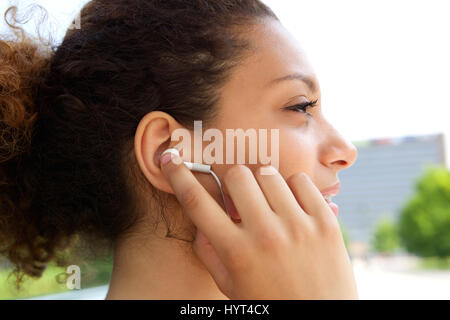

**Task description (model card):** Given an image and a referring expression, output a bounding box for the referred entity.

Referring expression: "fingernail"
[160,152,173,165]
[260,165,278,176]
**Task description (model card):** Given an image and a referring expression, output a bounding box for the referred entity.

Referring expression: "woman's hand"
[160,152,359,300]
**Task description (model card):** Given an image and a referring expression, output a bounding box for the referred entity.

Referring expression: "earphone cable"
[208,169,230,218]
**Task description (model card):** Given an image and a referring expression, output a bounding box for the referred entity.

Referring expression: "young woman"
[0,0,359,299]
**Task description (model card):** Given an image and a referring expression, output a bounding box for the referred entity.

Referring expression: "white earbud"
[160,147,230,218]
[160,148,211,173]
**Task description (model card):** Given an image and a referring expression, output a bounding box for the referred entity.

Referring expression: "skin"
[105,18,358,299]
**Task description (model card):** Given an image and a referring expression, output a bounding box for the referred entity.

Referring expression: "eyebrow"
[267,72,317,93]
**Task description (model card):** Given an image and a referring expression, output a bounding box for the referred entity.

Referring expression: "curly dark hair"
[0,0,278,286]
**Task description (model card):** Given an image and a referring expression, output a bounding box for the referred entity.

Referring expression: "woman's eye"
[284,99,318,117]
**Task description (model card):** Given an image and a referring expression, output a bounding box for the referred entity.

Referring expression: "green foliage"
[415,256,450,270]
[371,216,399,254]
[397,165,450,258]
[78,254,113,288]
[0,264,69,299]
[0,254,113,299]
[338,220,350,252]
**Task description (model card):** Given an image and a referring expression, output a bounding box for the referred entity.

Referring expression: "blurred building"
[336,133,447,249]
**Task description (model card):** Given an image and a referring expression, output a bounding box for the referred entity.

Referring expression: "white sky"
[1,0,450,167]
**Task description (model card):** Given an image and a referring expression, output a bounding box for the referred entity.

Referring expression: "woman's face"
[180,18,357,220]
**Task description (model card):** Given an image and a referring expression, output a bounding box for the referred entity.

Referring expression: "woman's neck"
[105,217,229,300]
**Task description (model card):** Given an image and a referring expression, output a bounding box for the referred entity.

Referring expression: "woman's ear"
[134,111,184,194]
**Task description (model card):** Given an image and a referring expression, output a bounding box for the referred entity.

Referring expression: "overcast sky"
[1,0,449,168]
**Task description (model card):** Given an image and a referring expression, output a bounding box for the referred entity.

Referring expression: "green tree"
[397,165,450,258]
[371,216,399,254]
[338,221,350,253]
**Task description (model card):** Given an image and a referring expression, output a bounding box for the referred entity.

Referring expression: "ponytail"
[0,9,58,285]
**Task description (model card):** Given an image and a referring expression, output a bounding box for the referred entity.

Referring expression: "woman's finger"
[192,229,231,297]
[253,165,309,223]
[286,172,334,222]
[221,165,275,233]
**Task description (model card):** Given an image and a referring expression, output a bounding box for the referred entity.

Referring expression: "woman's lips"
[327,201,339,217]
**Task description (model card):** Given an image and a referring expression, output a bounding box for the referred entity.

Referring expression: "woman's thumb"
[192,228,231,296]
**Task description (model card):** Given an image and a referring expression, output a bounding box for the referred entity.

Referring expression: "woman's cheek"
[281,140,313,177]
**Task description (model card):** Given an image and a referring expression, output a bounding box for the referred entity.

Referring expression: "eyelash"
[285,99,319,117]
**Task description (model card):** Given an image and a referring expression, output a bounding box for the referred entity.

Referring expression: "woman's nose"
[319,125,358,172]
